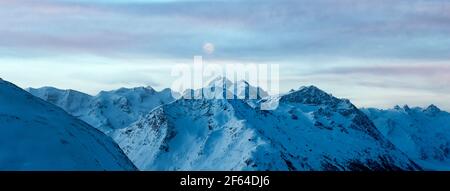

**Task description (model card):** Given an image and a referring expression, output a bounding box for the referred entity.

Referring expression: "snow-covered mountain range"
[113,78,419,170]
[363,105,450,170]
[0,79,136,170]
[1,76,447,170]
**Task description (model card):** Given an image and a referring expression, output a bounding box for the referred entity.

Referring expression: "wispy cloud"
[302,63,450,92]
[1,0,450,59]
[314,64,450,76]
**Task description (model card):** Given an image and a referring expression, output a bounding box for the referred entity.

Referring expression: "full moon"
[203,42,215,54]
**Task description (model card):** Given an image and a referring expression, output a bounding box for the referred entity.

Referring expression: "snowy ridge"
[115,84,419,171]
[27,87,93,117]
[363,105,450,170]
[28,86,176,134]
[0,79,136,170]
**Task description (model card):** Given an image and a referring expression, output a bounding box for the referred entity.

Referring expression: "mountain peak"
[107,86,156,95]
[393,105,411,112]
[206,76,258,88]
[403,104,411,111]
[299,85,327,95]
[424,104,441,114]
[145,85,155,91]
[133,86,155,92]
[206,76,233,88]
[201,76,268,99]
[280,85,339,106]
[237,79,250,85]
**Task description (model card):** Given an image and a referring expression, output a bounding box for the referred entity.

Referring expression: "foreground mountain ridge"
[0,79,136,170]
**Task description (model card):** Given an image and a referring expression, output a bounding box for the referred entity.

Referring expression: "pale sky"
[0,0,449,110]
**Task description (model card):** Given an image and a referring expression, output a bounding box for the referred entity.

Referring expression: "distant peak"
[206,76,233,87]
[206,76,265,89]
[236,79,259,88]
[135,86,155,91]
[160,88,172,93]
[115,86,155,93]
[424,104,441,114]
[403,104,411,111]
[295,85,328,97]
[393,104,412,112]
[237,79,249,85]
[298,85,322,92]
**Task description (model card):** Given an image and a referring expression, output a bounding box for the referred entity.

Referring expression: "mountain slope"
[0,79,136,170]
[28,86,176,134]
[114,84,419,171]
[363,105,450,170]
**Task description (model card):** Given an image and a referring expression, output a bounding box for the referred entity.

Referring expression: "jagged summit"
[424,104,441,114]
[103,86,156,95]
[206,76,234,88]
[235,80,269,99]
[390,104,443,115]
[183,76,268,100]
[393,104,412,111]
[280,85,340,106]
[160,87,173,93]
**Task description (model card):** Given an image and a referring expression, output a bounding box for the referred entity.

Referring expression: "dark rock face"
[280,86,340,106]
